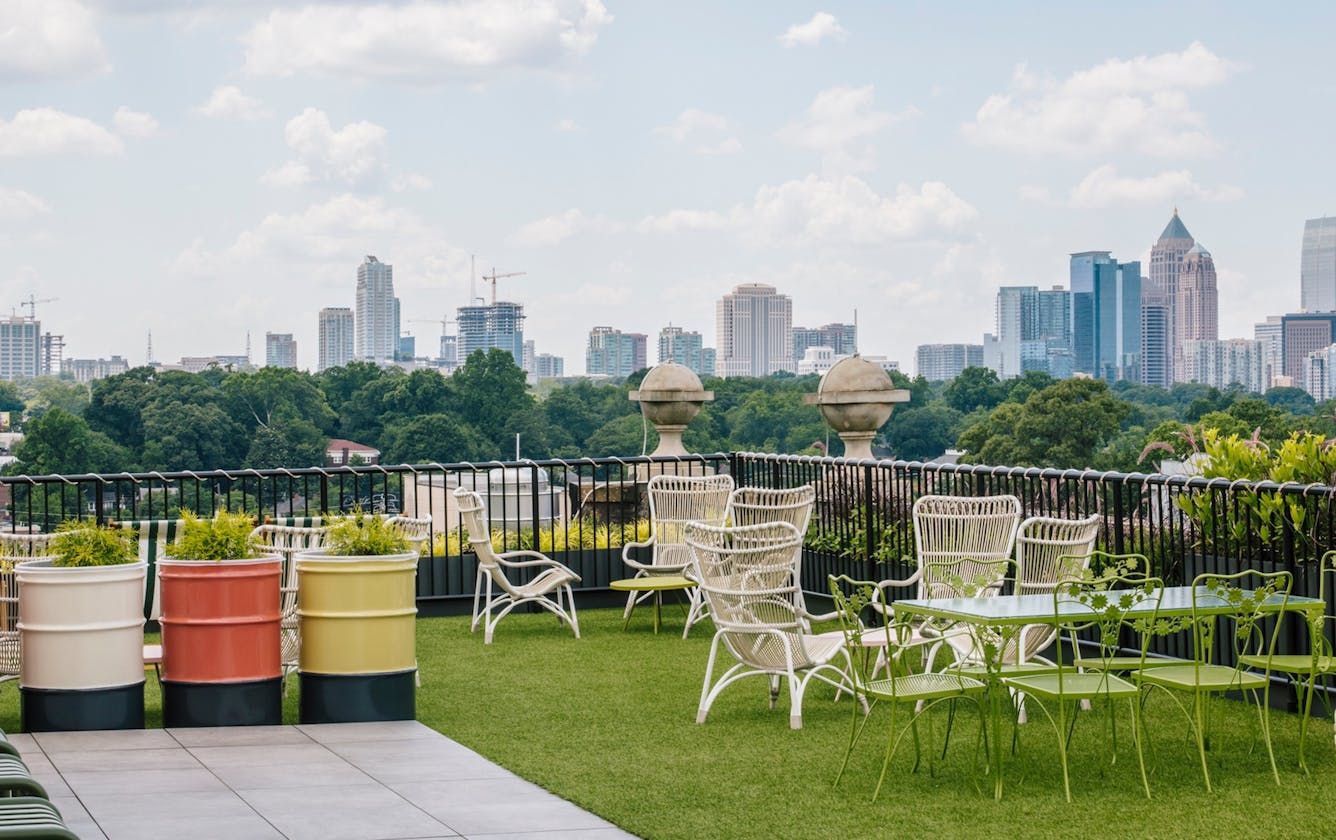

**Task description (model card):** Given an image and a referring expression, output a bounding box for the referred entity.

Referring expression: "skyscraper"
[1301,216,1336,313]
[355,255,396,364]
[716,283,793,377]
[1281,312,1336,382]
[456,300,525,366]
[992,285,1072,380]
[0,317,41,381]
[586,327,647,377]
[1144,210,1195,387]
[792,323,857,360]
[317,307,355,372]
[264,332,297,369]
[915,343,983,381]
[1254,315,1283,388]
[658,326,715,377]
[1181,339,1267,393]
[1070,252,1141,382]
[1174,243,1219,381]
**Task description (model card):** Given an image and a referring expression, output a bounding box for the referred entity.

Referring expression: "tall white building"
[1253,315,1284,388]
[0,318,41,381]
[917,343,984,381]
[658,325,714,378]
[318,307,355,372]
[456,301,525,366]
[1301,217,1336,313]
[1305,344,1336,401]
[355,255,396,364]
[1181,339,1267,394]
[715,283,793,377]
[264,333,297,369]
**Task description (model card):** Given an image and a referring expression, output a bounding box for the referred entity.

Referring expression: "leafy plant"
[169,510,259,561]
[50,519,135,568]
[438,519,651,556]
[323,510,412,556]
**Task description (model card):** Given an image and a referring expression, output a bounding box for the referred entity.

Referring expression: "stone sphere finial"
[803,355,909,460]
[629,363,714,457]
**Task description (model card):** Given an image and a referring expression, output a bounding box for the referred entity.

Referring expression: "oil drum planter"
[159,511,283,728]
[295,512,418,723]
[17,521,147,732]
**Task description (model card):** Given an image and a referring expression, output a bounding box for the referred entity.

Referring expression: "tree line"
[7,353,1332,477]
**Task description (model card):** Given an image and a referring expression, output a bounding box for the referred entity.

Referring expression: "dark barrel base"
[299,669,416,724]
[162,677,283,728]
[21,682,145,732]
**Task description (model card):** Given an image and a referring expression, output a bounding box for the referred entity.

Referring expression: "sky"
[2,1,1334,375]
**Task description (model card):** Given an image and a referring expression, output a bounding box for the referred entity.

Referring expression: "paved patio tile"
[59,766,231,795]
[324,738,514,784]
[42,745,204,772]
[238,782,457,840]
[94,812,285,840]
[33,728,179,754]
[49,794,107,840]
[392,776,616,837]
[463,830,639,840]
[297,720,441,743]
[169,725,316,748]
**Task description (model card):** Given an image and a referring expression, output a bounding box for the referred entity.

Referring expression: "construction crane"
[480,268,525,305]
[408,315,457,336]
[19,295,57,319]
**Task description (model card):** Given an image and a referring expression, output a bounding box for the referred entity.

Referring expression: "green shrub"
[323,510,411,556]
[50,520,135,568]
[436,519,651,556]
[170,510,259,561]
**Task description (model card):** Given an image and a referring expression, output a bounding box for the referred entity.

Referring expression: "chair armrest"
[495,550,574,572]
[621,537,654,560]
[866,569,923,617]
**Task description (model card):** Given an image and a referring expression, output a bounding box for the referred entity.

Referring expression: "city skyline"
[2,3,1333,372]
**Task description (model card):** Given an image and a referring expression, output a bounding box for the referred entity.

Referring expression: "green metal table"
[892,585,1325,799]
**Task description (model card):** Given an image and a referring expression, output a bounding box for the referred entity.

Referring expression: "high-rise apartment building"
[992,286,1071,379]
[657,326,715,377]
[0,318,41,381]
[1301,217,1336,313]
[65,355,130,383]
[1281,312,1336,382]
[1174,242,1218,381]
[716,283,793,377]
[792,323,856,361]
[915,343,984,382]
[1181,339,1267,394]
[535,353,564,379]
[1305,344,1336,401]
[1144,210,1195,387]
[586,327,647,377]
[456,301,525,366]
[355,256,396,364]
[1070,252,1141,382]
[317,307,355,372]
[264,332,297,369]
[1254,315,1284,388]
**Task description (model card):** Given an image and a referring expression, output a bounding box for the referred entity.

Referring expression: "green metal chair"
[1067,553,1183,674]
[1237,549,1336,771]
[828,575,987,802]
[1001,565,1163,801]
[1138,569,1292,792]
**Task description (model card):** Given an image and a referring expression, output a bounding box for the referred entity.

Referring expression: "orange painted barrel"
[158,556,281,683]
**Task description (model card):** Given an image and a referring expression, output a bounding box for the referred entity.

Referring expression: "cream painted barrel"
[17,559,147,731]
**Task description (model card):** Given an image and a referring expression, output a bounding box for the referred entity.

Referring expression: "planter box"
[158,555,282,727]
[17,559,147,732]
[295,551,418,723]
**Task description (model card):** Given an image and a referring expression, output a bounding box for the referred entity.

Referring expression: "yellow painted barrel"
[295,552,418,675]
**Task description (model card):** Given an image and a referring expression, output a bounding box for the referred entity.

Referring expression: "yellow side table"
[610,576,695,634]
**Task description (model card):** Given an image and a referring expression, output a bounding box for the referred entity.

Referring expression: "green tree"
[943,366,1005,413]
[9,407,128,475]
[885,404,964,462]
[1265,386,1316,415]
[85,367,155,451]
[959,379,1129,468]
[243,419,327,470]
[224,367,337,436]
[451,349,534,452]
[140,402,247,471]
[378,414,491,463]
[586,414,653,457]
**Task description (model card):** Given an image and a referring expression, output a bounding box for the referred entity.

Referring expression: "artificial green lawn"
[4,610,1335,840]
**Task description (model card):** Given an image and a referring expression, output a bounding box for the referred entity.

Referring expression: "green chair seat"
[951,660,1062,679]
[1140,663,1269,693]
[1238,653,1336,675]
[865,672,986,703]
[1071,655,1184,671]
[1004,672,1140,700]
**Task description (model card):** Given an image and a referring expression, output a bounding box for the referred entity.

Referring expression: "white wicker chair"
[454,488,580,645]
[1005,513,1103,665]
[725,485,817,621]
[687,520,856,730]
[250,523,329,684]
[385,515,432,553]
[620,474,734,638]
[874,494,1022,669]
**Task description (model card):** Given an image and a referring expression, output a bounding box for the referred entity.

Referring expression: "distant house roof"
[326,439,380,465]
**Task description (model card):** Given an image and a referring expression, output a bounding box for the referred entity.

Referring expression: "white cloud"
[242,0,613,82]
[639,175,977,245]
[778,86,914,173]
[0,109,123,157]
[0,188,52,222]
[778,12,847,48]
[113,107,159,138]
[512,208,624,246]
[194,85,271,121]
[261,108,387,188]
[964,42,1236,158]
[554,118,580,133]
[1068,165,1244,208]
[654,108,741,156]
[1018,184,1053,203]
[0,0,109,81]
[391,173,433,192]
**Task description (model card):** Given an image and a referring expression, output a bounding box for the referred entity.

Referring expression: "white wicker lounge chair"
[454,488,580,645]
[687,520,856,729]
[250,523,329,685]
